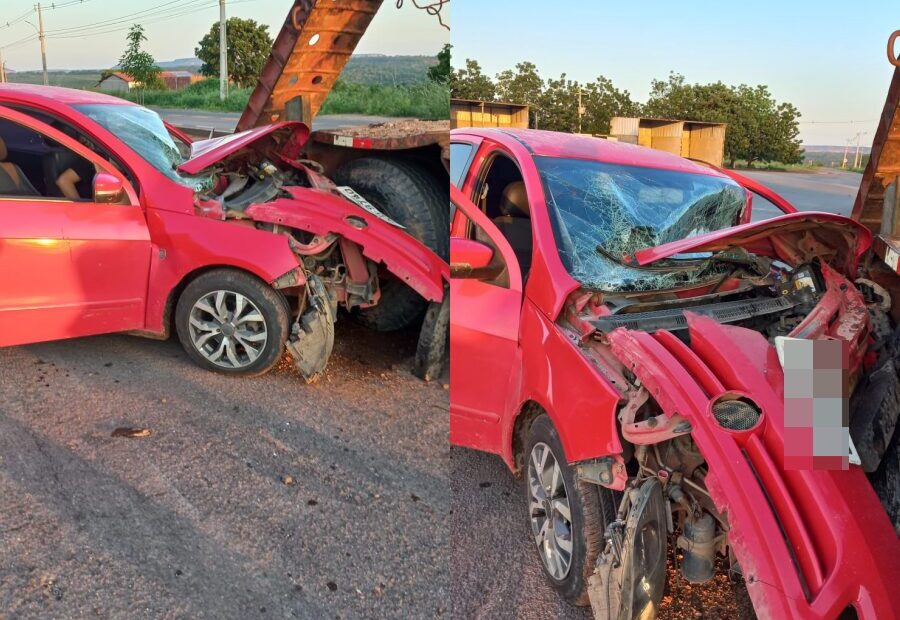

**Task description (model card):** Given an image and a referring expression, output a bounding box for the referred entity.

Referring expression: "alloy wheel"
[188,290,268,369]
[528,441,574,580]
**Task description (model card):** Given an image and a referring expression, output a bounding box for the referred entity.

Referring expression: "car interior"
[476,153,534,278]
[0,117,97,201]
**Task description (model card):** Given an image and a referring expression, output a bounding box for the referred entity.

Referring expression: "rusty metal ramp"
[237,0,385,133]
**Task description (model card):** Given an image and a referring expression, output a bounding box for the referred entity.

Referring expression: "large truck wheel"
[334,156,448,332]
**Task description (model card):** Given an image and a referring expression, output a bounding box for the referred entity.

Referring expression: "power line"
[44,1,257,40]
[44,0,212,35]
[0,8,36,30]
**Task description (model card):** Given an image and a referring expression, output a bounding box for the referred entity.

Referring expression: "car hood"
[628,211,872,273]
[177,121,310,175]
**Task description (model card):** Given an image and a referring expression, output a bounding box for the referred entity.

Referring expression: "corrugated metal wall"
[451,100,529,129]
[610,117,726,165]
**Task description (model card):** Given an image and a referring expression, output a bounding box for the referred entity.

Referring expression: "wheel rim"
[528,441,574,580]
[188,290,267,369]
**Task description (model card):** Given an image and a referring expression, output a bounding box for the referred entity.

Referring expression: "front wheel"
[524,414,617,605]
[175,269,290,377]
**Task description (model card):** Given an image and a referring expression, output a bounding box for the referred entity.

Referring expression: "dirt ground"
[0,320,448,619]
[450,448,754,620]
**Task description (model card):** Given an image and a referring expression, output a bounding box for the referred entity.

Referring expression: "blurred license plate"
[336,186,405,229]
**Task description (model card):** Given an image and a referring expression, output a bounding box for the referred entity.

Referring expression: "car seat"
[492,181,533,278]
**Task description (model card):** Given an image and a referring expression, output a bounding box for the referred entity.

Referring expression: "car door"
[0,106,150,347]
[450,183,523,454]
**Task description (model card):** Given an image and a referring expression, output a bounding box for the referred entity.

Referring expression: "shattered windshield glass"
[74,103,214,192]
[536,156,746,292]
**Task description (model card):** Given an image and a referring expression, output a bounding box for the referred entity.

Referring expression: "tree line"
[450,55,803,168]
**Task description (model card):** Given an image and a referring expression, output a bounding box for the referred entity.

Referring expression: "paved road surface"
[155,108,404,135]
[0,322,448,619]
[740,169,861,220]
[450,168,861,620]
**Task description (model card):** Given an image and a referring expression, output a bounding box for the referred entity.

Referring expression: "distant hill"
[5,54,437,93]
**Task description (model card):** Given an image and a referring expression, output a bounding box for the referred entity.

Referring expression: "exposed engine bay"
[590,255,827,344]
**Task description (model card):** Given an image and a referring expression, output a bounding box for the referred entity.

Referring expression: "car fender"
[143,208,302,334]
[605,317,900,619]
[246,187,448,303]
[501,300,623,470]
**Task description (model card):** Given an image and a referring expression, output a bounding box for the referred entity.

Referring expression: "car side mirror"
[450,238,494,279]
[93,172,125,204]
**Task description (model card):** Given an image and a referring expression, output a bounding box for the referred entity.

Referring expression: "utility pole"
[219,0,228,101]
[36,3,48,86]
[577,88,583,134]
[0,49,5,84]
[853,131,866,169]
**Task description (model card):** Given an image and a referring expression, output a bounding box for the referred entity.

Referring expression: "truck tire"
[524,414,618,606]
[334,156,448,331]
[175,269,290,377]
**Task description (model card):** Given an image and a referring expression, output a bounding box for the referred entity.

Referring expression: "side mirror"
[93,172,125,204]
[450,238,494,279]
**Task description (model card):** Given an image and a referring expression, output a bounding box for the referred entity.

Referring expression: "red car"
[0,84,446,378]
[449,128,900,619]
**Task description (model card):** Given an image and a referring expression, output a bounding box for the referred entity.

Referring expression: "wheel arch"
[147,262,296,340]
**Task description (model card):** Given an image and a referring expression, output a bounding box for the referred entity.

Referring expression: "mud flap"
[286,275,335,383]
[413,285,449,382]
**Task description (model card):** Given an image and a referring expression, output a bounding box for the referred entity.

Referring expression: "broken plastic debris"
[111,427,152,438]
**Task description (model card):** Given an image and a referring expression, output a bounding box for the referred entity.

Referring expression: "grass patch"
[320,81,448,120]
[117,78,448,119]
[120,78,251,112]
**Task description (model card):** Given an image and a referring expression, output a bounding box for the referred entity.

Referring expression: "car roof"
[453,127,727,178]
[0,83,135,107]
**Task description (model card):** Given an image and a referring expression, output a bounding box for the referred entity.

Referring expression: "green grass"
[319,81,448,120]
[120,78,252,112]
[115,78,448,119]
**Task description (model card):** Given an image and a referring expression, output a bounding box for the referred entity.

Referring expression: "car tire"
[524,414,617,606]
[333,156,448,332]
[175,269,290,377]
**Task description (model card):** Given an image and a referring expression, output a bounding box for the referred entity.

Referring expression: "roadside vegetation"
[118,78,448,119]
[451,52,804,169]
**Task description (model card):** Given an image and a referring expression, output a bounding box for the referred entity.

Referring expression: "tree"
[495,61,542,126]
[450,59,496,101]
[428,44,451,84]
[645,73,802,167]
[118,24,162,97]
[196,18,273,88]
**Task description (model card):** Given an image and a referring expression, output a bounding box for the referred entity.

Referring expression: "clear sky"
[0,0,447,71]
[452,0,898,146]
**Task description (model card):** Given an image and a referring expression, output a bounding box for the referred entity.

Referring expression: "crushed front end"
[557,216,900,619]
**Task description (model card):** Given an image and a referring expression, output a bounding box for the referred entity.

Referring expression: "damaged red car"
[449,129,900,619]
[0,84,446,378]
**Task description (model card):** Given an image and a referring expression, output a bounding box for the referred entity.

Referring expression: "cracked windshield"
[74,103,214,192]
[536,156,747,291]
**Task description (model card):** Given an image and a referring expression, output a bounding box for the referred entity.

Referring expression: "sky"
[453,0,897,146]
[0,0,447,69]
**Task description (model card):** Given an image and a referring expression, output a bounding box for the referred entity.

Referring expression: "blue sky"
[0,1,447,70]
[452,0,898,145]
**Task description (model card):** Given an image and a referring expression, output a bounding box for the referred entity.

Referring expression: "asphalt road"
[154,108,405,135]
[449,168,864,620]
[740,168,861,220]
[0,321,448,619]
